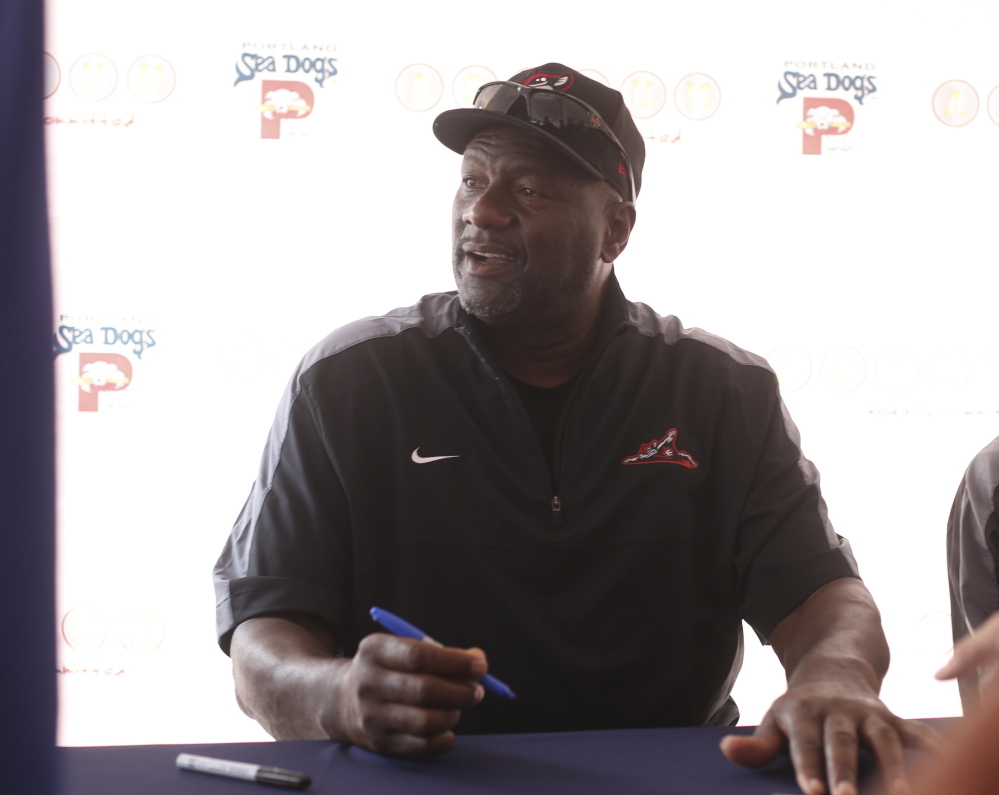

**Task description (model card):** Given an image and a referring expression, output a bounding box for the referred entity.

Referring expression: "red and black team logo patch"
[621,428,699,468]
[520,72,573,92]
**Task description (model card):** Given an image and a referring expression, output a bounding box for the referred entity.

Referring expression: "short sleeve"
[736,393,859,641]
[213,373,353,655]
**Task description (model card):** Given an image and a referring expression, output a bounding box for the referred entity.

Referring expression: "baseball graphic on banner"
[396,63,443,111]
[69,52,117,101]
[621,70,666,118]
[932,79,978,126]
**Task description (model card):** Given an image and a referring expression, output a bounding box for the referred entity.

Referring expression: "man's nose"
[462,186,515,230]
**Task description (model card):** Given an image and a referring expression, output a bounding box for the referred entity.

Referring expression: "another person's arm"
[910,610,999,795]
[721,577,944,795]
[936,609,999,708]
[910,688,999,795]
[229,612,486,755]
[945,435,999,714]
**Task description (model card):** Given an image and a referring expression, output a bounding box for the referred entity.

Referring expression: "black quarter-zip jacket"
[214,273,858,734]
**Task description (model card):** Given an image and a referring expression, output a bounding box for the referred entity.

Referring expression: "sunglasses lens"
[474,83,516,112]
[528,92,592,130]
[474,83,603,131]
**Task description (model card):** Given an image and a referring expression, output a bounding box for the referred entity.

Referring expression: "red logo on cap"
[520,73,573,92]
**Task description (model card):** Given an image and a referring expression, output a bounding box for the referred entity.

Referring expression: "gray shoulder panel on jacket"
[298,292,460,374]
[624,299,774,373]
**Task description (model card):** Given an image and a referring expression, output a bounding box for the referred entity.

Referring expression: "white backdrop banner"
[47,0,999,745]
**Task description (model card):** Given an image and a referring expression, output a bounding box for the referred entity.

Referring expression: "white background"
[47,0,999,745]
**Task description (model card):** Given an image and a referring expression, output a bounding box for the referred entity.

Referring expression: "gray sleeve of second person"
[948,436,999,645]
[737,392,861,642]
[213,371,352,655]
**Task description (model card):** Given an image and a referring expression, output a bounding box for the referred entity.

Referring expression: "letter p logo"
[257,80,314,139]
[75,353,132,412]
[798,97,855,155]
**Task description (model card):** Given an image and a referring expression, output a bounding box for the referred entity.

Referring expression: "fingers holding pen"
[356,633,487,708]
[368,607,516,701]
[333,608,516,755]
[334,633,487,756]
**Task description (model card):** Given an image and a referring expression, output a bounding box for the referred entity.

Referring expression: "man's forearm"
[229,614,487,755]
[721,577,940,795]
[230,614,347,740]
[770,577,890,691]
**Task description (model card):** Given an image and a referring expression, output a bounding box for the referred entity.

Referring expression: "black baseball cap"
[433,63,645,202]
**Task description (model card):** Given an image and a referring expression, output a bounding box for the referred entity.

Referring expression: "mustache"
[453,237,523,262]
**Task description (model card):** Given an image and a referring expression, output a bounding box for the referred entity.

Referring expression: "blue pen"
[369,606,516,699]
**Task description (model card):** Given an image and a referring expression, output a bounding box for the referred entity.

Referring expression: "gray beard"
[451,248,526,319]
[455,278,524,319]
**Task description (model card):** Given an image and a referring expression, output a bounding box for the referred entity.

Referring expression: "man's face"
[451,126,616,326]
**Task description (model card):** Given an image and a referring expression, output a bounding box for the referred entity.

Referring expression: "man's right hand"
[334,633,486,755]
[229,614,487,756]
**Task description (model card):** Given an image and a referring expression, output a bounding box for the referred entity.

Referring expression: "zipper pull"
[551,495,562,527]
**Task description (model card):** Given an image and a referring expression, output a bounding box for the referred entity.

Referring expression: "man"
[214,63,939,795]
[946,434,999,714]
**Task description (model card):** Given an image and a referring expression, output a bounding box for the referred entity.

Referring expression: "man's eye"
[463,177,480,188]
[519,187,537,196]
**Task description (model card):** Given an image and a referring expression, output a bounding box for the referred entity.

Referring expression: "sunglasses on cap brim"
[471,81,636,204]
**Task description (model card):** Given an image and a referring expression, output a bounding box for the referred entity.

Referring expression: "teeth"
[472,251,513,260]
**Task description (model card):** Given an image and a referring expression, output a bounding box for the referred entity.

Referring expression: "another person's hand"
[935,610,999,700]
[331,633,487,755]
[721,670,942,795]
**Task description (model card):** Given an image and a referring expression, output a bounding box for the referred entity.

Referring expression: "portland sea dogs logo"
[233,43,338,139]
[775,61,876,155]
[257,81,313,139]
[621,428,699,468]
[798,97,854,155]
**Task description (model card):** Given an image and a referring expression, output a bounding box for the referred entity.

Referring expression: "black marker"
[176,753,311,790]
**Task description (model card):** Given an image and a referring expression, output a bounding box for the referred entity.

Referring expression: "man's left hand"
[720,578,946,795]
[720,671,943,795]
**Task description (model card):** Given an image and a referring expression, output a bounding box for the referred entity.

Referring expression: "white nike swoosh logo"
[411,448,460,464]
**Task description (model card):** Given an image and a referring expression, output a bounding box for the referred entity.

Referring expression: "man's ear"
[601,200,637,264]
